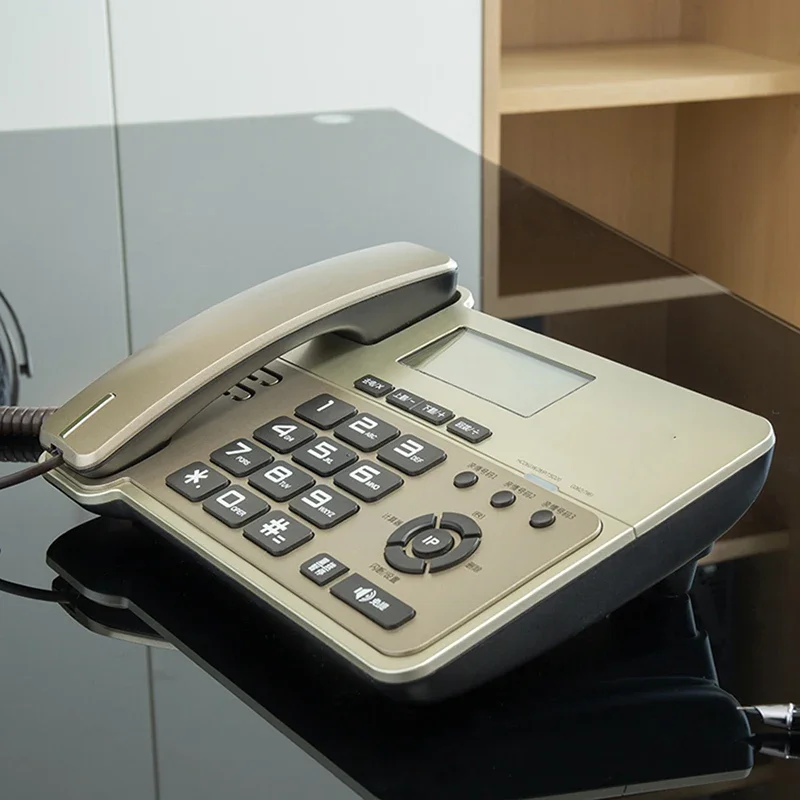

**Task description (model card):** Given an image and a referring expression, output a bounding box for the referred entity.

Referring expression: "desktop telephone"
[39,242,774,700]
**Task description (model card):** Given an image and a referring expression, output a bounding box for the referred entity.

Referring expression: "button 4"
[254,417,316,453]
[203,486,269,528]
[292,437,358,477]
[210,439,273,477]
[295,394,356,429]
[166,462,228,501]
[334,461,403,502]
[376,435,446,476]
[289,486,359,529]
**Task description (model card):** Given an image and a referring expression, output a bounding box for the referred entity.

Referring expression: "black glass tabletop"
[1,110,799,799]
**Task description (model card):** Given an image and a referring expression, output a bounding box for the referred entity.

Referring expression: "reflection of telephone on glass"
[37,242,774,699]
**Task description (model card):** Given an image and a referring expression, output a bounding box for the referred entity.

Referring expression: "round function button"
[530,509,556,529]
[490,490,516,509]
[453,470,478,489]
[411,529,455,559]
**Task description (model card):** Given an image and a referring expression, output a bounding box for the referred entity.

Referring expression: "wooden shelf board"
[501,41,800,114]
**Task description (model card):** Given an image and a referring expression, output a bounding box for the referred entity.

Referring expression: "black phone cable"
[0,575,70,604]
[0,405,62,490]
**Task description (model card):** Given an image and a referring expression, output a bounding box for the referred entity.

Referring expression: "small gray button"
[244,511,313,556]
[490,490,516,509]
[354,375,394,397]
[166,462,228,501]
[410,400,454,426]
[453,471,478,489]
[386,388,425,412]
[210,439,273,477]
[411,529,454,558]
[203,486,269,528]
[447,417,492,444]
[530,509,556,529]
[289,486,359,529]
[295,394,356,429]
[330,574,415,630]
[384,547,426,575]
[300,553,349,586]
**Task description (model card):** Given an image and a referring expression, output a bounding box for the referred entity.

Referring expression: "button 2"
[210,439,273,477]
[377,435,446,476]
[254,417,316,453]
[289,486,359,529]
[334,413,399,452]
[166,462,228,501]
[354,375,394,397]
[295,394,356,429]
[292,437,358,477]
[203,486,268,527]
[330,574,415,630]
[248,461,314,502]
[334,461,403,502]
[244,511,313,556]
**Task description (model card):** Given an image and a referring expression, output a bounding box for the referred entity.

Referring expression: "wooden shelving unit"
[482,0,800,326]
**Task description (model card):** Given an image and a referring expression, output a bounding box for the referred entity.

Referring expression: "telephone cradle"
[39,242,774,700]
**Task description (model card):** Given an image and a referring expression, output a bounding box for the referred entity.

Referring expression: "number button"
[244,511,314,556]
[292,437,358,477]
[210,439,273,477]
[295,394,357,429]
[376,435,446,476]
[334,461,403,502]
[248,460,315,502]
[166,462,228,501]
[202,486,269,528]
[289,487,359,529]
[333,413,399,452]
[254,416,316,453]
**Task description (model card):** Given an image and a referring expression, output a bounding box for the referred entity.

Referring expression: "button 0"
[289,486,359,529]
[300,553,349,586]
[166,462,228,501]
[377,436,446,476]
[210,439,273,477]
[386,388,425,412]
[254,416,316,453]
[295,394,356,429]
[490,490,516,509]
[354,375,394,397]
[530,509,556,529]
[330,574,415,630]
[244,511,313,556]
[203,486,269,528]
[293,437,358,477]
[447,417,492,444]
[334,413,399,452]
[334,461,403,502]
[410,401,454,426]
[248,460,314,502]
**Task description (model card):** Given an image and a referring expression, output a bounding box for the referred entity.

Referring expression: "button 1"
[453,471,478,489]
[530,509,556,529]
[295,394,357,429]
[354,375,394,397]
[244,511,313,556]
[248,460,315,502]
[334,461,403,502]
[386,388,425,412]
[376,435,446,476]
[210,439,273,477]
[289,486,359,529]
[490,490,516,509]
[384,547,426,575]
[334,413,399,452]
[447,417,492,444]
[292,437,358,477]
[410,400,454,426]
[411,529,454,558]
[330,574,415,630]
[439,512,482,539]
[166,462,229,501]
[300,553,349,586]
[428,537,481,573]
[203,486,269,528]
[254,416,316,453]
[386,513,437,547]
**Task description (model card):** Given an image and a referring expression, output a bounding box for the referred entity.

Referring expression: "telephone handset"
[41,242,774,700]
[41,243,457,477]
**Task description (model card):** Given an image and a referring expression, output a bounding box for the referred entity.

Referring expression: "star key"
[166,462,228,501]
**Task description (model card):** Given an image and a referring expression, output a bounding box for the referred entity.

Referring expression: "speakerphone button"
[331,574,415,630]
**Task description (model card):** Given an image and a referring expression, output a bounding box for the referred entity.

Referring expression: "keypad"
[300,553,349,586]
[202,486,269,528]
[295,394,356,429]
[292,437,358,477]
[210,439,273,477]
[334,461,403,502]
[410,400,454,426]
[166,462,228,501]
[386,388,425,412]
[289,486,359,529]
[377,435,446,476]
[334,413,399,452]
[244,511,313,556]
[330,574,415,630]
[354,375,394,397]
[254,416,316,453]
[446,416,492,444]
[248,460,314,502]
